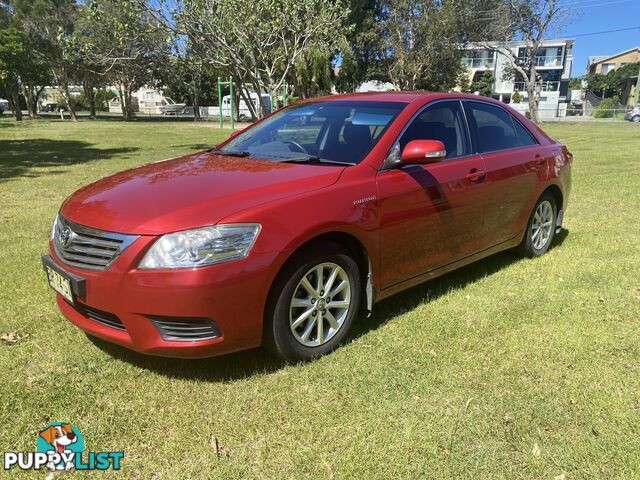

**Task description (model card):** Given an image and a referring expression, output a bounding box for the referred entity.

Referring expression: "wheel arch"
[263,231,373,335]
[543,183,564,211]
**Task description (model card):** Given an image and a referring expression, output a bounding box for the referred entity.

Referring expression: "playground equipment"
[217,76,234,129]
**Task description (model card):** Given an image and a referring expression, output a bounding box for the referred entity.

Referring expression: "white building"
[461,39,574,119]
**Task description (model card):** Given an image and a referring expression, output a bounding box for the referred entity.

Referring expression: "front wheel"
[264,244,361,361]
[519,192,557,258]
[632,115,640,123]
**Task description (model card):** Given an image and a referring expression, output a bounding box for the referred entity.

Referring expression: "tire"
[518,191,557,258]
[633,115,640,123]
[264,243,362,361]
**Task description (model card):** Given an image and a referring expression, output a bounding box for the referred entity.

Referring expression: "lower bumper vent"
[148,316,220,342]
[71,302,126,331]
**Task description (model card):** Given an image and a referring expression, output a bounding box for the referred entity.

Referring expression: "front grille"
[71,302,126,331]
[148,316,220,342]
[53,216,138,271]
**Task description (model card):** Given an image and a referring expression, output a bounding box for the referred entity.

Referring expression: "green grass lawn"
[1,117,639,479]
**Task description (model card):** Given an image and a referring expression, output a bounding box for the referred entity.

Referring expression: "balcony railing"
[535,55,563,67]
[513,81,560,93]
[517,55,564,68]
[461,57,494,69]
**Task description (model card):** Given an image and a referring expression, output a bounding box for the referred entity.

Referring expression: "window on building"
[601,63,615,74]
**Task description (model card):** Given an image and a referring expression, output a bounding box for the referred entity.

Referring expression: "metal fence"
[516,107,637,122]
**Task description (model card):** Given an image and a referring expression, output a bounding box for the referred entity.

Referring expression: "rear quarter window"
[511,118,538,147]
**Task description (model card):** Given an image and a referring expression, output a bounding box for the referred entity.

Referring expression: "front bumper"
[46,236,282,358]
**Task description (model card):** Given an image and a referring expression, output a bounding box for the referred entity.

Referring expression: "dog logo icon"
[37,423,84,471]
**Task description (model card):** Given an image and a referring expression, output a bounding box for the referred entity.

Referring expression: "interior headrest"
[343,123,372,145]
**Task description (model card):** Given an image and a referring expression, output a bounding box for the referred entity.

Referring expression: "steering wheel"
[283,139,307,154]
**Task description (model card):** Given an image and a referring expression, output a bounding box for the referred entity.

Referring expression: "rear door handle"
[535,155,546,167]
[466,169,486,183]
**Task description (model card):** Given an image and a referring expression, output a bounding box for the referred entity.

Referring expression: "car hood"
[60,152,345,235]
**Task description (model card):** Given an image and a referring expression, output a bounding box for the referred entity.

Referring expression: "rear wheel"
[633,115,640,123]
[264,244,361,361]
[519,192,557,258]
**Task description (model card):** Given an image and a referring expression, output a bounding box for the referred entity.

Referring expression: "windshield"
[220,100,407,165]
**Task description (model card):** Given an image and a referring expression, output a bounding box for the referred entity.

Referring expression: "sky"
[553,0,640,76]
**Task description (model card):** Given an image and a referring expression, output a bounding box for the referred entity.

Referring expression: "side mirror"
[401,140,446,165]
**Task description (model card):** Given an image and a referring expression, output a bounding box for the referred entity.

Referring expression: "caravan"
[220,91,272,120]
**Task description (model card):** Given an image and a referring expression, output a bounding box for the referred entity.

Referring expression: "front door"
[377,100,488,289]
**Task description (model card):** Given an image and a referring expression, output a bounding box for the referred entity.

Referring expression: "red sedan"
[43,92,572,361]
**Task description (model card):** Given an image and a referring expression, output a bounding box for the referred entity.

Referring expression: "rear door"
[463,100,543,246]
[376,100,488,289]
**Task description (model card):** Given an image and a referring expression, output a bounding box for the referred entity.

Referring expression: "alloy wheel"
[531,200,554,250]
[289,262,351,347]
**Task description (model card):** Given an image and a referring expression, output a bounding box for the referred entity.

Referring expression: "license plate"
[45,265,74,303]
[42,256,85,304]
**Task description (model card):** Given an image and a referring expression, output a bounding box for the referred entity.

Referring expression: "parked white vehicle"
[220,92,272,120]
[625,107,640,123]
[159,97,186,115]
[0,98,9,114]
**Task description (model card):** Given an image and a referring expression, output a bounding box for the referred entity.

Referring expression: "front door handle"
[466,168,486,183]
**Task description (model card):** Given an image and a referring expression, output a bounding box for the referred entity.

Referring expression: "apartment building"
[461,39,575,119]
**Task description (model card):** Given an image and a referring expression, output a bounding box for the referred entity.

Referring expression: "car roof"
[305,91,496,104]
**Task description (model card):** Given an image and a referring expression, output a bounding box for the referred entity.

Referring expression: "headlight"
[50,214,59,241]
[139,224,261,269]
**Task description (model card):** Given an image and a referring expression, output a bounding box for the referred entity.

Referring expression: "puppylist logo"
[4,422,124,472]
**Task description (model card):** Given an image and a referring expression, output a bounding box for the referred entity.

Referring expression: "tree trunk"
[527,70,539,123]
[34,86,45,114]
[22,86,37,118]
[84,83,96,119]
[193,89,201,121]
[59,83,78,122]
[239,84,258,119]
[9,88,22,121]
[121,85,135,121]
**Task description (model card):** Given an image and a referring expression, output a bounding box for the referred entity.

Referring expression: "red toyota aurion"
[43,92,572,361]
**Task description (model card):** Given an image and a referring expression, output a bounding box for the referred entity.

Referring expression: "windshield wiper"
[207,148,251,157]
[279,156,355,166]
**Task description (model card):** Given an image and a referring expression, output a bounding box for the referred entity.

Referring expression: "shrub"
[511,90,522,104]
[95,89,116,111]
[593,96,621,118]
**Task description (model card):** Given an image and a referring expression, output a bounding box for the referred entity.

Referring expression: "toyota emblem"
[59,226,73,249]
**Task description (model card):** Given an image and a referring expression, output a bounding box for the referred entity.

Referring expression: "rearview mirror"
[401,140,446,165]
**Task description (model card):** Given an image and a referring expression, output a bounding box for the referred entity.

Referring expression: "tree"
[0,28,25,120]
[471,70,495,97]
[11,0,82,121]
[78,0,169,120]
[289,47,335,99]
[0,3,50,120]
[159,49,221,120]
[479,0,572,123]
[335,0,386,93]
[148,0,348,118]
[378,0,467,91]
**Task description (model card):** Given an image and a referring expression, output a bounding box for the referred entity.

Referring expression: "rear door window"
[466,102,517,153]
